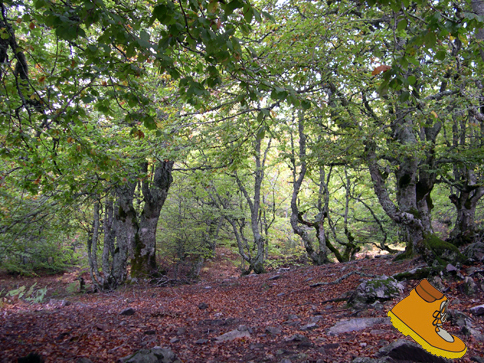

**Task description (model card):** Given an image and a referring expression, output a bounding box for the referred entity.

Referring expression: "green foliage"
[4,283,48,304]
[1,0,483,279]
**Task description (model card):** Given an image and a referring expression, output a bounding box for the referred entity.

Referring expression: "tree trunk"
[102,197,117,289]
[229,132,271,274]
[131,160,174,277]
[87,201,103,290]
[289,112,330,264]
[366,140,425,250]
[112,182,136,284]
[449,186,484,245]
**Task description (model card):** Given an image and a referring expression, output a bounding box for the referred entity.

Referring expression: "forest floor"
[1,249,483,363]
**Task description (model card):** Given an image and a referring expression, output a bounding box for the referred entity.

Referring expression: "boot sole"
[387,310,467,359]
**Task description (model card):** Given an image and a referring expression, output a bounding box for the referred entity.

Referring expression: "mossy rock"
[347,275,404,309]
[392,267,431,281]
[416,234,467,267]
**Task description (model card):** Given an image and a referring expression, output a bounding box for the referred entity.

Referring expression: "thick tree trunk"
[366,140,425,249]
[131,160,174,278]
[112,182,136,284]
[449,187,484,245]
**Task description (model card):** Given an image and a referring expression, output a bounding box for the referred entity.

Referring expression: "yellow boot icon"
[388,279,467,359]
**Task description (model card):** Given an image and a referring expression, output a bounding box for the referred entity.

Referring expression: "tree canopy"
[2,0,484,281]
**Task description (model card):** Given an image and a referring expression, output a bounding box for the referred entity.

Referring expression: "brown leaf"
[371,65,391,76]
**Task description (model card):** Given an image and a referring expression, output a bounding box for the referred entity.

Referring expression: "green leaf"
[399,91,410,102]
[256,127,265,141]
[435,50,446,61]
[423,31,436,48]
[224,0,244,16]
[143,116,157,130]
[301,99,311,110]
[261,11,275,22]
[407,75,416,85]
[244,7,253,23]
[390,1,401,12]
[397,19,407,32]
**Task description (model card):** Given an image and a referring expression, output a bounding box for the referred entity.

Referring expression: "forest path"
[1,254,482,363]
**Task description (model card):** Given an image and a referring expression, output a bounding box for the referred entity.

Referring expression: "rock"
[77,359,93,363]
[460,325,482,337]
[144,330,156,335]
[118,347,182,363]
[169,338,179,343]
[215,328,250,343]
[464,276,477,296]
[195,339,208,344]
[237,324,252,332]
[280,359,292,363]
[470,304,484,316]
[447,310,474,328]
[348,276,404,309]
[371,301,384,311]
[309,315,322,323]
[427,276,445,292]
[328,317,391,335]
[463,242,484,262]
[120,308,135,316]
[377,339,451,362]
[392,267,430,281]
[300,323,317,331]
[446,263,458,272]
[471,356,484,363]
[198,303,209,310]
[268,275,281,281]
[321,343,339,351]
[285,334,308,342]
[265,326,282,335]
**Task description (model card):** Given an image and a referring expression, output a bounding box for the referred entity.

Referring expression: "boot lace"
[432,299,448,332]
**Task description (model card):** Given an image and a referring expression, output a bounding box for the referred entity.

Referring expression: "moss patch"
[416,233,467,266]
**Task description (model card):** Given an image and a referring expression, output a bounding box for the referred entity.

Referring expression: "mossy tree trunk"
[131,160,174,278]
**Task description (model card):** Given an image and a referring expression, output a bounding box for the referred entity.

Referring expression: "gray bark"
[365,139,425,246]
[132,160,174,277]
[450,186,484,242]
[289,112,330,265]
[472,0,484,62]
[87,201,103,290]
[112,181,136,284]
[232,132,271,274]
